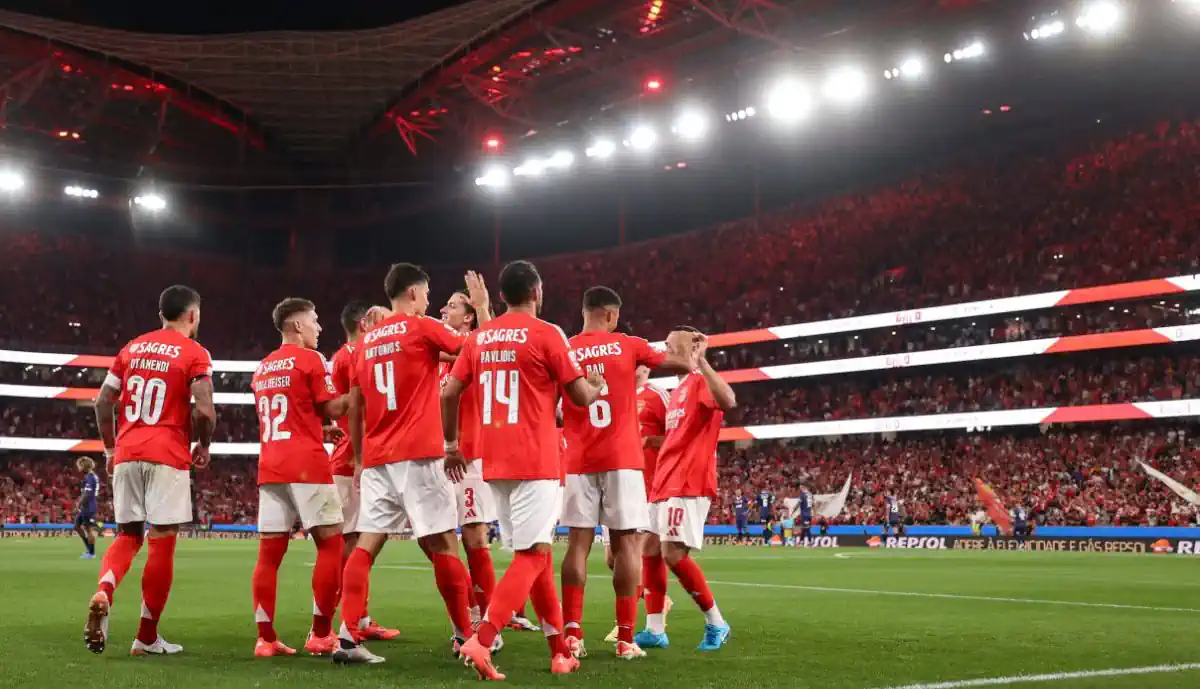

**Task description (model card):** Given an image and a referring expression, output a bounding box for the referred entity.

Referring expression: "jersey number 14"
[480,370,519,425]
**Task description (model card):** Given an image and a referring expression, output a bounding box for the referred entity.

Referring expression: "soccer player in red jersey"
[85,285,216,656]
[442,260,606,680]
[559,287,692,659]
[637,328,736,652]
[249,298,349,657]
[333,264,488,665]
[329,300,400,642]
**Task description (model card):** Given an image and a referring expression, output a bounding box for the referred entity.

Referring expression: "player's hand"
[444,450,468,484]
[365,306,391,328]
[692,333,709,366]
[353,462,363,492]
[105,455,114,478]
[192,444,211,470]
[323,424,345,443]
[664,329,695,357]
[586,370,607,390]
[465,271,490,313]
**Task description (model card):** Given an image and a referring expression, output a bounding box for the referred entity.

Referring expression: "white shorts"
[560,470,649,531]
[456,461,497,526]
[334,475,360,534]
[258,483,343,532]
[112,461,192,526]
[654,497,711,551]
[358,460,457,538]
[490,479,562,551]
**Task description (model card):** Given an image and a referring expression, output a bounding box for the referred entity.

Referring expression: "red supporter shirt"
[637,384,670,494]
[352,313,464,467]
[105,328,213,470]
[562,331,665,474]
[650,372,724,502]
[252,344,337,485]
[439,360,482,460]
[329,342,356,477]
[449,311,583,482]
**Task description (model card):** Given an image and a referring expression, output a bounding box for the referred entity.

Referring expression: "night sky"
[0,0,465,33]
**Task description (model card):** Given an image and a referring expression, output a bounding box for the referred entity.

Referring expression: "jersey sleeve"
[188,345,214,382]
[103,348,128,390]
[545,324,585,386]
[332,349,351,394]
[631,335,667,369]
[449,337,475,385]
[696,376,718,408]
[309,351,338,405]
[424,317,468,354]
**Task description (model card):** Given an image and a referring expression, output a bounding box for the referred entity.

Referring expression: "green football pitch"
[3,538,1198,689]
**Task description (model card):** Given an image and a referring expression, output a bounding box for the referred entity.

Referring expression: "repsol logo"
[884,536,947,550]
[1174,540,1200,555]
[795,536,839,549]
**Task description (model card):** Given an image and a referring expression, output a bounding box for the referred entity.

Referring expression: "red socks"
[97,533,143,606]
[562,584,585,640]
[465,546,496,615]
[616,596,637,644]
[252,537,290,642]
[431,552,474,638]
[311,533,343,637]
[339,547,373,642]
[668,556,715,611]
[136,535,177,645]
[530,555,568,657]
[478,550,548,648]
[642,554,669,615]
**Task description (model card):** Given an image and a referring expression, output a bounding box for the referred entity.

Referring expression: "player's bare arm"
[319,393,350,420]
[440,374,467,482]
[642,435,665,449]
[93,382,119,474]
[191,376,217,467]
[564,371,606,406]
[696,337,737,411]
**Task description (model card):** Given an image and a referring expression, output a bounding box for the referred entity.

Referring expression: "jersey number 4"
[480,370,519,425]
[258,394,291,442]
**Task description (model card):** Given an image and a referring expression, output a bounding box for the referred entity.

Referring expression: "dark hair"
[340,300,372,335]
[674,325,702,334]
[583,286,622,311]
[499,260,541,305]
[384,263,430,301]
[272,297,316,332]
[452,291,479,330]
[159,285,201,321]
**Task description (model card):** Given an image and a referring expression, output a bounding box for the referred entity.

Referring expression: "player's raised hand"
[692,332,709,366]
[465,270,490,312]
[444,449,468,483]
[664,329,695,357]
[365,305,391,328]
[191,443,211,469]
[586,369,608,392]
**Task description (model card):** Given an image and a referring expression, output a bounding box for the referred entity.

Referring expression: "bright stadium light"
[474,165,511,189]
[900,57,925,78]
[0,170,26,193]
[672,110,708,140]
[547,150,575,169]
[628,125,657,150]
[64,185,99,199]
[822,66,870,105]
[133,193,167,211]
[1026,19,1066,40]
[513,158,546,177]
[765,78,813,123]
[1076,1,1125,35]
[945,41,985,63]
[585,139,616,159]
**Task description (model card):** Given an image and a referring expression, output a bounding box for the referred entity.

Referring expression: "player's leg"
[74,514,91,555]
[334,465,400,664]
[635,504,672,648]
[86,472,144,658]
[85,521,99,557]
[406,459,474,644]
[252,484,297,656]
[559,472,601,655]
[457,463,497,621]
[600,470,649,658]
[287,483,345,653]
[660,497,729,651]
[130,462,193,656]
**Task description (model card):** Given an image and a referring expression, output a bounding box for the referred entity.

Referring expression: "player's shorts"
[358,459,457,538]
[489,479,562,551]
[560,470,649,532]
[653,496,711,551]
[112,461,192,526]
[258,483,343,532]
[75,511,99,529]
[735,514,748,529]
[333,475,360,533]
[456,460,497,526]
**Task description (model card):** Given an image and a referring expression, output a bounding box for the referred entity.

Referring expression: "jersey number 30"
[124,375,167,425]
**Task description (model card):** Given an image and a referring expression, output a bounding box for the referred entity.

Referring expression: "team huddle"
[82,259,737,679]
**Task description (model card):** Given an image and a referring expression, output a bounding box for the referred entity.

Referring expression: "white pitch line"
[363,564,1200,614]
[871,662,1200,689]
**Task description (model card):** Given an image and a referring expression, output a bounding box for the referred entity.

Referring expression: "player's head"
[672,325,704,357]
[340,300,372,339]
[159,285,201,337]
[384,262,431,315]
[582,286,621,332]
[499,260,543,313]
[441,291,479,332]
[272,297,321,349]
[76,456,95,473]
[635,364,651,387]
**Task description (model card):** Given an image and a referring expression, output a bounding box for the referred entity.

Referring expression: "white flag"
[1139,460,1200,506]
[784,475,853,520]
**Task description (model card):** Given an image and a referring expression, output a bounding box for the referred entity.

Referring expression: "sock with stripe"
[311,532,343,638]
[431,552,473,639]
[135,534,177,645]
[252,537,290,642]
[97,533,143,606]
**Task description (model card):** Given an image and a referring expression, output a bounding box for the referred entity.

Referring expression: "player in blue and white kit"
[1011,505,1029,549]
[796,487,813,542]
[733,491,749,543]
[74,457,101,559]
[883,495,904,538]
[757,489,774,524]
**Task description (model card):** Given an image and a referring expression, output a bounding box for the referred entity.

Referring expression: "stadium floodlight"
[673,110,708,140]
[474,165,511,189]
[1076,1,1125,35]
[1026,19,1066,40]
[546,150,575,169]
[628,125,657,150]
[585,139,616,159]
[822,66,869,105]
[133,193,167,211]
[64,185,99,199]
[513,158,546,177]
[945,41,985,63]
[765,77,814,123]
[900,57,925,78]
[0,170,25,193]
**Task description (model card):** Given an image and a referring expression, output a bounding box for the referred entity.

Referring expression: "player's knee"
[461,525,488,549]
[418,530,458,555]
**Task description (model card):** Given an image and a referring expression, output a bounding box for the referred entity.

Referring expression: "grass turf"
[2,537,1198,688]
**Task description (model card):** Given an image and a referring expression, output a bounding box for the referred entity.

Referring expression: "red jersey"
[562,331,665,474]
[439,359,482,459]
[329,342,356,477]
[650,372,723,502]
[449,311,583,482]
[105,328,213,470]
[252,344,337,485]
[351,313,464,467]
[637,384,670,494]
